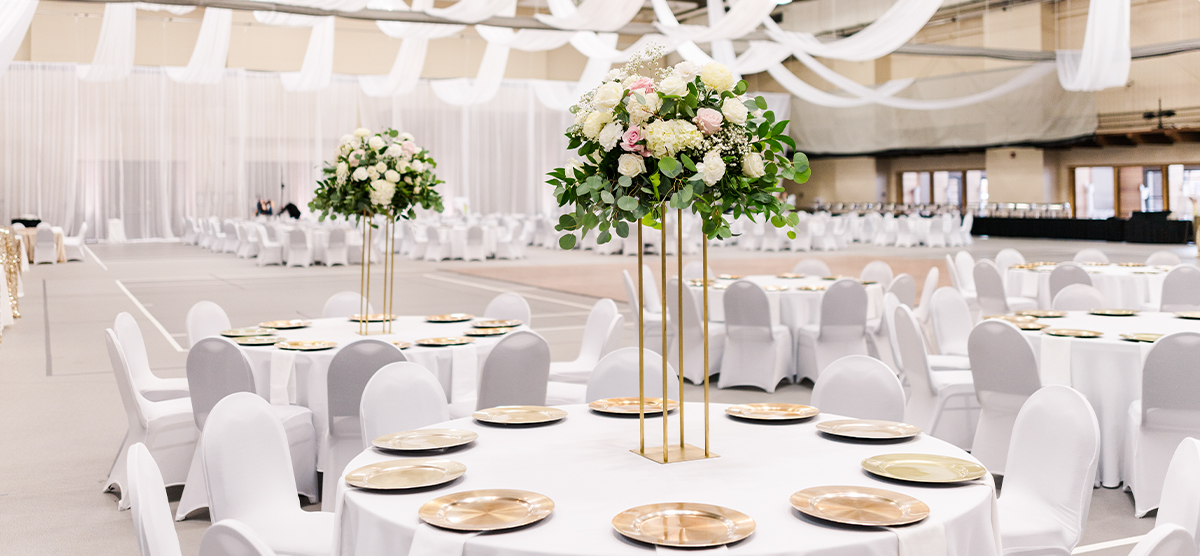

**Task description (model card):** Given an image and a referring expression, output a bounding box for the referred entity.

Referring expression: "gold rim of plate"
[419,489,554,532]
[416,337,474,347]
[861,453,987,484]
[588,397,678,415]
[763,285,788,292]
[687,279,716,286]
[349,313,398,323]
[776,273,805,279]
[259,319,311,329]
[719,274,744,280]
[1043,328,1103,338]
[1081,261,1110,266]
[473,319,522,328]
[815,419,922,440]
[821,275,849,281]
[1016,322,1049,331]
[796,284,827,291]
[426,313,473,323]
[1089,309,1139,316]
[1120,333,1163,343]
[791,486,929,527]
[984,314,1037,323]
[712,283,729,290]
[473,405,567,425]
[392,341,412,349]
[1118,262,1146,267]
[612,503,756,548]
[463,328,510,337]
[234,335,282,346]
[1016,310,1066,318]
[1176,312,1200,320]
[276,340,337,351]
[372,428,478,452]
[344,458,466,490]
[220,327,274,337]
[725,403,819,421]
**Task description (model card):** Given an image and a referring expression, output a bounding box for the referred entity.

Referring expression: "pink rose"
[628,77,655,95]
[694,108,723,135]
[620,125,649,156]
[401,141,420,155]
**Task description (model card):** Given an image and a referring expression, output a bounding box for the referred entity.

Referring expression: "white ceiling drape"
[424,0,516,24]
[1056,0,1130,91]
[359,0,465,98]
[166,7,233,85]
[535,0,646,33]
[252,13,337,92]
[657,0,776,43]
[0,0,37,79]
[762,0,943,62]
[77,3,137,82]
[649,0,716,65]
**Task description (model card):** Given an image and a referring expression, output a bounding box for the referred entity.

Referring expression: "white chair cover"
[811,355,905,422]
[681,261,712,281]
[912,266,939,327]
[887,273,917,307]
[325,229,348,266]
[453,330,550,416]
[930,287,972,358]
[221,222,238,253]
[548,298,624,384]
[423,227,448,261]
[666,278,727,384]
[255,224,284,266]
[1048,263,1092,302]
[1073,248,1110,263]
[894,304,978,449]
[464,225,486,262]
[201,393,334,556]
[286,229,311,267]
[1128,524,1197,556]
[1156,438,1200,542]
[185,301,231,348]
[968,319,1041,475]
[955,251,977,294]
[623,269,667,355]
[1052,283,1107,311]
[1161,266,1200,312]
[322,291,372,318]
[200,520,279,556]
[796,279,869,383]
[114,312,190,401]
[999,385,1100,555]
[33,226,56,264]
[63,221,87,261]
[584,348,680,402]
[995,247,1026,291]
[360,362,449,447]
[484,292,532,325]
[792,258,832,277]
[860,260,894,286]
[127,443,183,556]
[974,259,1036,315]
[717,281,791,392]
[1146,251,1183,266]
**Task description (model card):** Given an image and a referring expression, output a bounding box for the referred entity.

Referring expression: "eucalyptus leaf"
[559,234,577,250]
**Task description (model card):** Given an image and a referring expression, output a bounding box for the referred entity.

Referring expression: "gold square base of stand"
[632,444,719,464]
[355,330,390,336]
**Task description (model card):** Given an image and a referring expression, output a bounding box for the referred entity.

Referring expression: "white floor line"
[422,273,596,310]
[83,245,108,271]
[115,279,186,353]
[1072,535,1146,554]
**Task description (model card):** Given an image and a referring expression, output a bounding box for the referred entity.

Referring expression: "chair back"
[622,270,641,313]
[426,228,442,247]
[641,264,664,313]
[1161,266,1200,312]
[10,222,23,230]
[944,255,963,291]
[793,258,831,277]
[723,281,773,338]
[995,248,1026,274]
[288,229,306,247]
[1127,524,1196,556]
[186,301,231,348]
[466,226,483,243]
[972,260,1009,314]
[930,287,972,356]
[1146,251,1182,266]
[969,319,1041,398]
[1073,248,1109,263]
[114,312,156,388]
[327,228,345,247]
[75,221,89,241]
[360,362,449,447]
[476,330,550,409]
[199,520,277,556]
[322,291,370,318]
[917,267,939,310]
[1142,332,1200,424]
[818,279,867,340]
[1052,284,1107,311]
[1048,263,1091,300]
[105,329,147,444]
[894,304,938,431]
[585,348,680,402]
[186,337,256,430]
[36,226,54,245]
[128,443,183,556]
[484,292,532,324]
[955,251,976,291]
[576,299,622,366]
[887,273,917,307]
[327,339,406,428]
[681,261,709,281]
[811,355,905,422]
[201,393,302,523]
[860,260,894,285]
[223,222,237,238]
[1157,438,1200,543]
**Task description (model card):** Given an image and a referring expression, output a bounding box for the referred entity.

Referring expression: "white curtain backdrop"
[1056,0,1130,91]
[166,7,233,85]
[762,0,942,62]
[359,0,464,98]
[0,0,37,79]
[77,3,137,82]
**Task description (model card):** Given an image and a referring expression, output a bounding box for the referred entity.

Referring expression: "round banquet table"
[688,274,884,334]
[1017,311,1200,487]
[334,404,1000,556]
[1006,263,1169,310]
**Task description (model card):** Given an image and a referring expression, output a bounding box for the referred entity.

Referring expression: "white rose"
[674,61,701,81]
[396,160,410,173]
[341,134,354,145]
[598,122,624,151]
[375,162,387,173]
[352,167,368,181]
[696,149,726,186]
[618,153,646,177]
[700,62,735,92]
[411,161,425,172]
[625,93,663,126]
[368,136,385,150]
[742,152,765,179]
[369,180,395,207]
[606,69,622,81]
[367,167,380,180]
[400,132,415,142]
[354,127,371,137]
[583,111,612,140]
[658,74,687,97]
[722,97,749,126]
[592,82,624,111]
[385,169,400,183]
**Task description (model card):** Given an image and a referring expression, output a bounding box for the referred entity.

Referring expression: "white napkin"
[449,345,479,402]
[656,545,729,553]
[269,349,296,405]
[889,518,946,556]
[408,523,479,556]
[1038,334,1073,386]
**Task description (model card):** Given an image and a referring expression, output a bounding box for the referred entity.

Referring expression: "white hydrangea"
[370,180,395,207]
[598,122,625,151]
[644,120,703,158]
[674,61,701,82]
[625,93,662,126]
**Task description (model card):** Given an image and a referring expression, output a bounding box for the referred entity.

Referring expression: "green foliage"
[309,128,444,224]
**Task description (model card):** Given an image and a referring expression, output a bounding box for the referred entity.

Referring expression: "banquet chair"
[464,226,486,261]
[681,261,713,281]
[717,281,790,392]
[998,385,1099,555]
[968,319,1041,475]
[887,273,917,307]
[1048,263,1092,302]
[548,298,624,384]
[958,213,974,245]
[584,348,680,402]
[255,224,284,266]
[324,229,348,266]
[241,224,261,259]
[667,278,727,384]
[114,312,190,401]
[788,213,812,251]
[222,222,239,253]
[104,330,197,510]
[63,222,87,261]
[1156,438,1200,543]
[33,226,56,264]
[943,254,978,313]
[792,258,831,278]
[995,248,1026,294]
[810,355,905,422]
[1161,266,1200,312]
[322,339,406,509]
[1124,332,1200,516]
[912,267,940,329]
[176,338,318,520]
[197,219,212,249]
[1052,284,1107,311]
[185,301,231,348]
[894,216,914,247]
[759,221,782,252]
[484,292,532,325]
[182,218,198,246]
[926,215,948,248]
[359,362,449,447]
[494,226,523,260]
[423,227,449,261]
[954,251,977,296]
[894,304,978,449]
[1127,525,1197,556]
[860,260,894,287]
[973,260,1037,315]
[234,224,250,258]
[795,279,870,384]
[1073,248,1110,264]
[286,229,312,267]
[623,270,667,356]
[208,218,226,251]
[738,217,762,251]
[452,330,551,417]
[621,228,642,256]
[1147,251,1183,267]
[811,217,837,251]
[127,443,183,556]
[201,520,278,556]
[322,291,371,319]
[201,393,334,556]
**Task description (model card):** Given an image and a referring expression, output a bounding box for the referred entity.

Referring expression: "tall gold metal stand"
[357,212,397,336]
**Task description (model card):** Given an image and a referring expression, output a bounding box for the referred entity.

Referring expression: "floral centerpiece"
[546,48,810,249]
[310,127,444,222]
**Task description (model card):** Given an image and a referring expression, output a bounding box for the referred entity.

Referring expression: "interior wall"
[985,147,1049,202]
[793,157,878,204]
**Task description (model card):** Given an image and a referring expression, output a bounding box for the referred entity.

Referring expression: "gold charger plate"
[719,274,744,280]
[372,429,478,452]
[473,319,522,328]
[790,486,929,527]
[1118,262,1146,267]
[426,313,473,323]
[687,279,716,286]
[984,314,1036,323]
[416,337,475,347]
[588,397,678,415]
[235,335,282,346]
[1120,333,1163,343]
[1090,309,1139,316]
[776,273,805,279]
[344,458,465,490]
[1135,270,1165,275]
[861,453,987,484]
[822,275,850,281]
[816,419,922,440]
[726,403,819,421]
[276,340,337,351]
[1016,322,1049,331]
[1081,261,1110,266]
[473,406,567,426]
[712,283,729,290]
[392,341,412,349]
[220,327,274,338]
[419,489,554,532]
[795,284,827,291]
[464,328,509,337]
[1176,312,1200,320]
[259,319,310,329]
[1043,329,1103,338]
[1016,309,1066,318]
[763,285,788,292]
[350,313,398,323]
[612,502,756,548]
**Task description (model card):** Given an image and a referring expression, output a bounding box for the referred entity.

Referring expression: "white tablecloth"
[689,275,884,338]
[1018,311,1200,487]
[1006,264,1169,310]
[335,404,999,556]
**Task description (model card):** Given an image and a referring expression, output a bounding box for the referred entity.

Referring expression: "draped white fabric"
[77,3,137,82]
[649,0,717,66]
[1056,0,1131,91]
[657,0,776,43]
[166,8,234,85]
[531,53,613,111]
[568,32,679,63]
[535,0,646,33]
[703,0,739,80]
[425,0,516,24]
[766,63,914,108]
[250,14,338,92]
[360,0,464,98]
[763,0,943,62]
[0,0,37,79]
[135,3,195,15]
[428,43,511,106]
[474,26,574,52]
